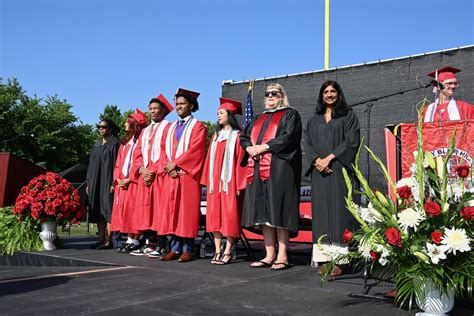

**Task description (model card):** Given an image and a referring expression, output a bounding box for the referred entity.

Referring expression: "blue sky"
[1,0,473,125]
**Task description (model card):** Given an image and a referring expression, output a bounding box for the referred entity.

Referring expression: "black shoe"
[120,243,140,253]
[89,242,101,250]
[117,242,129,253]
[97,242,114,250]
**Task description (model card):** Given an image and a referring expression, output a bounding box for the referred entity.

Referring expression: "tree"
[98,105,133,140]
[201,121,217,149]
[0,78,96,172]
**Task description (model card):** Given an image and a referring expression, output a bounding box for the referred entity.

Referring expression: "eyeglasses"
[97,125,108,129]
[265,91,281,97]
[444,82,460,87]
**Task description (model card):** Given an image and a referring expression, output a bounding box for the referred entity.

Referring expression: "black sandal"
[271,262,290,271]
[216,253,232,265]
[250,260,274,268]
[211,252,222,264]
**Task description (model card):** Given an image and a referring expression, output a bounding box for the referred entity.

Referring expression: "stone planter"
[39,221,58,251]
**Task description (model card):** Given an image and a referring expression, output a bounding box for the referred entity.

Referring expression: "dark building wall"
[222,46,474,190]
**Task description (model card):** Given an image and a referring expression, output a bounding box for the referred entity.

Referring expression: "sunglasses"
[265,91,281,97]
[97,125,109,129]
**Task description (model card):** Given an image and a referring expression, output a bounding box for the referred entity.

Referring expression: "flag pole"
[324,0,330,70]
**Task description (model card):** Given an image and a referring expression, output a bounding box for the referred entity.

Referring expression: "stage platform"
[1,237,473,315]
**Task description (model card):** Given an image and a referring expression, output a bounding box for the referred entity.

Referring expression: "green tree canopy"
[0,78,96,172]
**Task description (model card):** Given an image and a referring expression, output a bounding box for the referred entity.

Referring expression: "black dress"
[240,107,302,234]
[304,109,360,244]
[86,136,120,223]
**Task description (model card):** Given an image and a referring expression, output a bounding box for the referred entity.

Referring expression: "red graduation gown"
[126,123,170,232]
[422,99,474,121]
[200,132,247,237]
[156,120,207,238]
[110,141,139,233]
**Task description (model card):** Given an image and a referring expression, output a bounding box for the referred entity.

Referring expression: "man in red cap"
[158,88,207,263]
[423,66,474,122]
[122,95,174,256]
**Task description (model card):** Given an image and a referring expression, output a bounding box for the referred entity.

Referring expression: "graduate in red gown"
[423,66,474,122]
[124,95,173,256]
[110,109,147,252]
[159,88,207,263]
[200,98,247,265]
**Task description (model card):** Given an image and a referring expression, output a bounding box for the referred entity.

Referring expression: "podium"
[0,152,46,207]
[385,120,474,197]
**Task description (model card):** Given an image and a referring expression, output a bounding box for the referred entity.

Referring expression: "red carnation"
[53,198,62,208]
[35,181,43,189]
[385,228,402,248]
[460,206,474,220]
[454,164,470,178]
[396,185,412,199]
[341,229,353,243]
[46,173,57,184]
[369,250,380,260]
[424,200,442,217]
[431,231,443,244]
[46,190,56,199]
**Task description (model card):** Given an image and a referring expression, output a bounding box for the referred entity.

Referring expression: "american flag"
[243,80,254,129]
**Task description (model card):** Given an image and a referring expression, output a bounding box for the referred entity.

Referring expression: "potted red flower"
[13,172,85,250]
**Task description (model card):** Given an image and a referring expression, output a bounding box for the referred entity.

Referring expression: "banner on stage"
[401,120,474,179]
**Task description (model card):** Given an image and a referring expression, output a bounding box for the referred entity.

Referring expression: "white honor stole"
[208,130,238,194]
[150,120,169,164]
[165,117,198,160]
[142,120,168,167]
[121,138,137,178]
[424,97,460,122]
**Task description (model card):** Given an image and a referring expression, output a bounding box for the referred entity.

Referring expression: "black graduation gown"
[240,107,302,234]
[303,109,360,244]
[86,136,120,223]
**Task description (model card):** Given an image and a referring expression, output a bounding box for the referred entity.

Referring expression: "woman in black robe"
[86,118,120,249]
[240,83,302,271]
[304,80,360,275]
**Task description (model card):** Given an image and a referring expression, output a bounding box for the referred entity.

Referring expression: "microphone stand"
[327,81,433,300]
[349,81,433,183]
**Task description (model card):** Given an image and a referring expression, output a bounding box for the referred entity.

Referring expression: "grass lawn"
[58,223,98,237]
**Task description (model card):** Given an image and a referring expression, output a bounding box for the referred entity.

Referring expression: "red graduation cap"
[219,97,242,115]
[176,88,200,100]
[427,66,461,82]
[130,108,148,128]
[155,94,174,114]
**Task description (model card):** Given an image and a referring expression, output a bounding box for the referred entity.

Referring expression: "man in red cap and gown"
[159,88,207,263]
[125,95,174,256]
[423,66,474,122]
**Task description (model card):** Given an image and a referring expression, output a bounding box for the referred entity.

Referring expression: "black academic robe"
[240,107,302,234]
[304,109,360,244]
[86,136,120,223]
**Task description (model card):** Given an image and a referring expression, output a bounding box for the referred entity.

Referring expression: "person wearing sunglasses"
[304,80,360,276]
[240,83,302,271]
[200,98,247,265]
[86,118,120,249]
[110,109,148,253]
[423,66,473,122]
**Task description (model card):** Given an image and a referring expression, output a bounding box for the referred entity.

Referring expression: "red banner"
[401,120,474,178]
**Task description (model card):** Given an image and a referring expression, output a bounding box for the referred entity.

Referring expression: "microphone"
[430,79,444,90]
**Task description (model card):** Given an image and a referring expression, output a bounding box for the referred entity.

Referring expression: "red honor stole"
[247,109,286,184]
